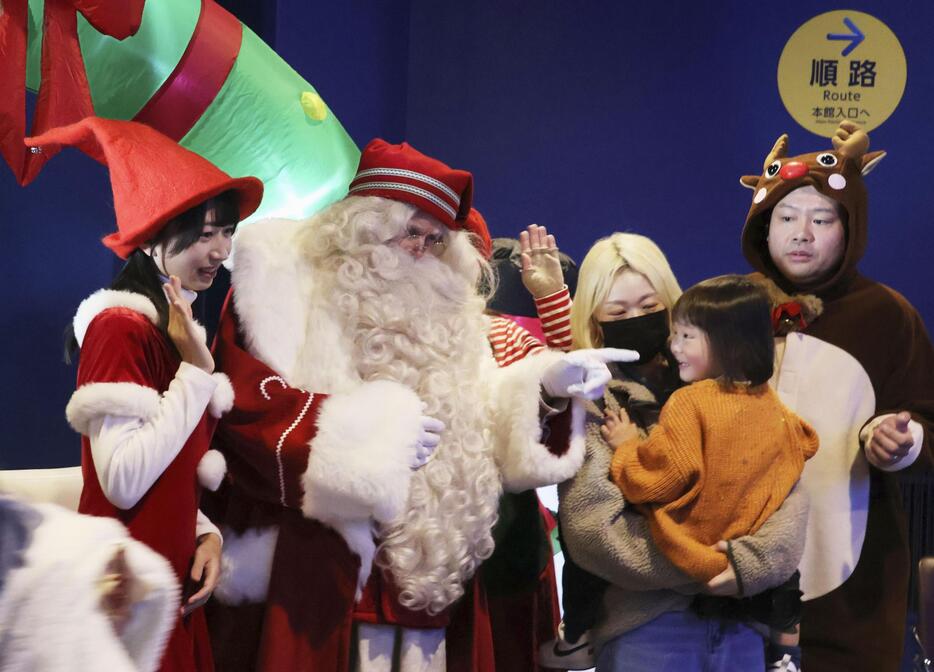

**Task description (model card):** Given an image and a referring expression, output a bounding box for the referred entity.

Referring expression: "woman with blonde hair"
[547,233,809,671]
[570,233,681,351]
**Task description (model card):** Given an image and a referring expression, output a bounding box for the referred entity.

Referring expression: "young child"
[606,274,818,672]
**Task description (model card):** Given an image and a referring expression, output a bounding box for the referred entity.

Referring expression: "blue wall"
[2,0,932,468]
[404,0,934,313]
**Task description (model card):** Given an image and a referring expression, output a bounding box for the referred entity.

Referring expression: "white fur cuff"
[302,380,422,526]
[208,373,235,418]
[491,350,587,492]
[66,382,161,436]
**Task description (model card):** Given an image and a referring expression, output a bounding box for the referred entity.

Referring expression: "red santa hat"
[348,139,491,256]
[464,207,492,259]
[24,116,264,259]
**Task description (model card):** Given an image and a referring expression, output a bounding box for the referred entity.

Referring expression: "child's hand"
[601,407,639,447]
[164,275,214,373]
[519,224,564,299]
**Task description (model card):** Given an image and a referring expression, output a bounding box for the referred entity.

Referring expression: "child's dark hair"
[671,274,774,386]
[64,190,240,362]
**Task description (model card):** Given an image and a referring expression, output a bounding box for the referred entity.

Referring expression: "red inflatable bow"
[0,0,144,184]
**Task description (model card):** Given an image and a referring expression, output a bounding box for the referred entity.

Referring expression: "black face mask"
[598,309,670,364]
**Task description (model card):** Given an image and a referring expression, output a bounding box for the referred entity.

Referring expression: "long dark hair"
[64,190,240,362]
[671,274,774,387]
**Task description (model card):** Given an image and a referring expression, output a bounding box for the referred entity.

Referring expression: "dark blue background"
[2,1,931,469]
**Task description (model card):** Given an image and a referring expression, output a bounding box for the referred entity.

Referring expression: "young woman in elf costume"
[25,116,263,672]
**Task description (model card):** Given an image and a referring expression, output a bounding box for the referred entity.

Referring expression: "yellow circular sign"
[777,10,906,137]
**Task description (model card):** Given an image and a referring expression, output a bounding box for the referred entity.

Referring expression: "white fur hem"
[333,519,377,601]
[208,373,235,418]
[66,382,161,435]
[214,526,279,605]
[491,350,587,493]
[73,289,159,347]
[197,450,227,491]
[301,381,422,526]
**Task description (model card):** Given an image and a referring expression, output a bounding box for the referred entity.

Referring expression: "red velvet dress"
[76,306,215,672]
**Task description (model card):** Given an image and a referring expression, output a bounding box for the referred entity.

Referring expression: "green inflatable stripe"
[183,25,360,223]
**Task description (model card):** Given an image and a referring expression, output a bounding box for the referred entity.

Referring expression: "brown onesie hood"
[739,121,886,296]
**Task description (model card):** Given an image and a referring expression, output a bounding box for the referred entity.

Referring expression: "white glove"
[412,415,445,469]
[541,348,639,400]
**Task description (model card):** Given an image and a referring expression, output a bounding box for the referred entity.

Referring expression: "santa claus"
[205,139,630,671]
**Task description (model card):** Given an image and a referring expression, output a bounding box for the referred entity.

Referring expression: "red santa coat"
[66,289,234,672]
[204,217,584,672]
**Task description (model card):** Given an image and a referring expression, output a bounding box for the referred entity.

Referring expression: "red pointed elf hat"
[25,117,264,258]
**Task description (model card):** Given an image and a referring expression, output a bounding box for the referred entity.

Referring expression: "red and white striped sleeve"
[534,285,572,351]
[489,315,545,368]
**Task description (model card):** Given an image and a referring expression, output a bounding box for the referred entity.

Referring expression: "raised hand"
[164,275,214,373]
[519,224,564,298]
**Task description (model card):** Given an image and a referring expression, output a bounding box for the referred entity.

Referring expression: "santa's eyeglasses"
[392,225,448,256]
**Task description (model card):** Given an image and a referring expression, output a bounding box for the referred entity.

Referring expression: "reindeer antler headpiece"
[739,121,886,293]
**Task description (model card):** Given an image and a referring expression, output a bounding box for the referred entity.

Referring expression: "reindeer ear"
[762,134,789,171]
[861,150,886,176]
[740,175,760,190]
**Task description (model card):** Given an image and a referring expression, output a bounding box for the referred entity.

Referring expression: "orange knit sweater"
[609,378,818,582]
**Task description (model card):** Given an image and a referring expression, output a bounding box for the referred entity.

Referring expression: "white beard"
[307,217,502,615]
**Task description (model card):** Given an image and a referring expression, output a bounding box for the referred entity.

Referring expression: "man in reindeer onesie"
[739,120,934,671]
[205,139,628,671]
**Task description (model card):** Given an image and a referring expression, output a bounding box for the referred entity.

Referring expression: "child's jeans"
[595,609,765,671]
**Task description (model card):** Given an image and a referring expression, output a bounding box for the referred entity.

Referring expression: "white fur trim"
[214,526,279,605]
[230,217,362,395]
[302,380,422,526]
[73,289,159,347]
[300,379,421,595]
[491,350,587,493]
[208,373,235,418]
[196,450,227,492]
[334,519,377,601]
[66,382,161,435]
[230,218,310,380]
[0,502,178,672]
